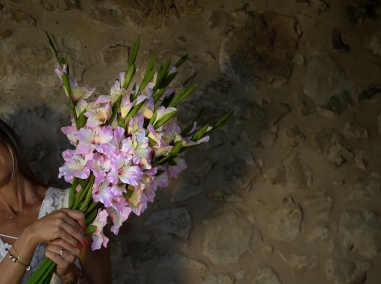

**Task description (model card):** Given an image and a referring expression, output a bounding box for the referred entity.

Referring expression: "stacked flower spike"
[26,32,232,283]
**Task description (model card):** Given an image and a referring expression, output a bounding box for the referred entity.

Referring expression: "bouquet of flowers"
[26,32,232,283]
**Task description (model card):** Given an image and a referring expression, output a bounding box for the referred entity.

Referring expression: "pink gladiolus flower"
[61,124,77,146]
[92,181,114,207]
[91,209,109,250]
[87,153,111,185]
[54,63,67,77]
[85,103,111,128]
[108,155,143,186]
[107,205,131,235]
[167,156,187,178]
[127,114,145,137]
[152,106,177,126]
[120,94,134,119]
[58,150,92,182]
[75,126,114,154]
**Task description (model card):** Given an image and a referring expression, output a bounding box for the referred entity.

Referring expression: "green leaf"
[85,225,97,236]
[174,54,188,68]
[124,99,146,125]
[108,94,123,126]
[154,59,171,92]
[192,123,209,142]
[152,141,182,166]
[169,83,197,107]
[76,109,87,129]
[144,56,156,77]
[45,30,61,67]
[123,189,134,200]
[129,37,140,68]
[153,88,167,103]
[122,64,136,89]
[206,110,234,134]
[85,208,98,226]
[180,107,205,136]
[154,109,177,129]
[137,68,156,97]
[68,178,79,209]
[159,72,177,89]
[160,92,175,108]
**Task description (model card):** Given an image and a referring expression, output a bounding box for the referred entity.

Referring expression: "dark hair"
[0,119,47,187]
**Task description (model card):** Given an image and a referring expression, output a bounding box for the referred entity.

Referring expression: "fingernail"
[82,226,86,232]
[84,240,88,245]
[77,242,82,248]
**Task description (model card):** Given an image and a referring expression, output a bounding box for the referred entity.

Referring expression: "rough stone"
[260,244,274,254]
[307,222,330,242]
[333,178,345,187]
[331,29,350,53]
[283,154,313,188]
[42,0,80,10]
[267,197,303,242]
[345,177,381,201]
[219,12,298,90]
[303,57,356,116]
[201,274,234,284]
[355,150,367,170]
[113,273,148,284]
[346,0,380,24]
[144,207,192,239]
[195,160,213,177]
[128,241,166,268]
[235,99,290,147]
[290,93,311,116]
[264,167,283,185]
[292,53,305,65]
[171,182,203,202]
[224,149,258,191]
[358,84,381,102]
[89,0,202,28]
[326,258,368,284]
[207,10,234,30]
[100,45,129,68]
[159,253,207,270]
[343,121,369,139]
[279,253,318,276]
[311,0,328,13]
[201,51,216,65]
[203,207,263,263]
[4,9,36,26]
[285,126,305,147]
[339,210,381,258]
[0,30,12,39]
[315,129,354,167]
[368,29,381,57]
[254,266,282,284]
[303,192,332,221]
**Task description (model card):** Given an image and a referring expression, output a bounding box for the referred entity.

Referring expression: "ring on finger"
[59,249,65,257]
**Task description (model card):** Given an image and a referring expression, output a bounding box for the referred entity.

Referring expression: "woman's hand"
[26,208,87,248]
[45,238,83,282]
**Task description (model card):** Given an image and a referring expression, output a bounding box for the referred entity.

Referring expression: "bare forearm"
[0,227,39,284]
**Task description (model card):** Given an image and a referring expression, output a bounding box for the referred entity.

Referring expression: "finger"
[51,219,86,247]
[55,209,86,236]
[60,209,86,229]
[45,244,76,265]
[49,239,82,258]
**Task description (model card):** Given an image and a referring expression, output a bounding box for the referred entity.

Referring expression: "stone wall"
[1,0,381,283]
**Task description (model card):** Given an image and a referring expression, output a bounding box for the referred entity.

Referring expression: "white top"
[0,187,79,284]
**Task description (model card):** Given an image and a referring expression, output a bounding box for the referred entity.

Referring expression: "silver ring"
[59,249,65,257]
